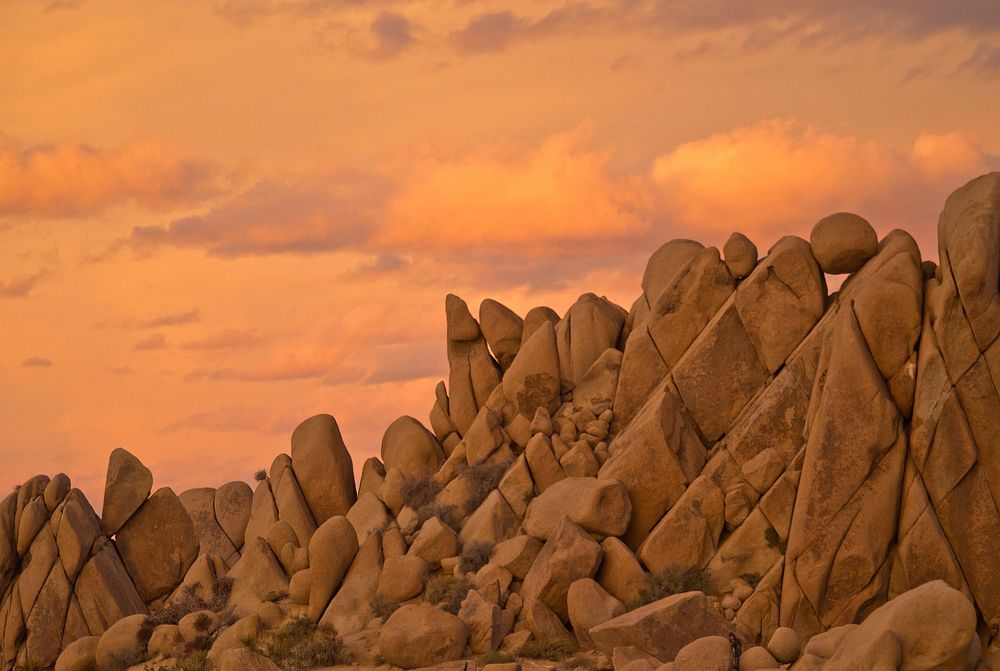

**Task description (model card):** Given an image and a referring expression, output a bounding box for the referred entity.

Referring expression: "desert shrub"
[144,574,233,629]
[458,540,495,575]
[254,469,268,482]
[425,575,474,615]
[519,636,577,661]
[631,564,711,609]
[144,650,211,671]
[261,616,345,671]
[764,526,787,554]
[209,576,234,610]
[401,473,440,510]
[416,503,461,530]
[193,612,214,633]
[14,660,47,671]
[369,595,399,620]
[264,590,288,603]
[479,650,516,665]
[739,572,762,589]
[559,655,597,671]
[457,459,510,510]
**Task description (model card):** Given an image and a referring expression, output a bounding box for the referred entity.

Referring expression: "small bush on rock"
[519,636,576,661]
[254,469,268,481]
[260,616,345,671]
[631,564,711,608]
[458,540,495,575]
[416,503,461,529]
[144,650,211,671]
[458,459,511,510]
[425,575,474,615]
[370,595,399,620]
[402,474,441,510]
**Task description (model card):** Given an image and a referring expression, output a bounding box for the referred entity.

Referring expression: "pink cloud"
[0,136,222,217]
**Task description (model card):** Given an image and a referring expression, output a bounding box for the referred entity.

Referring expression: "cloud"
[0,136,222,217]
[379,125,653,255]
[0,270,47,299]
[181,328,261,351]
[648,119,997,247]
[159,405,300,434]
[133,333,168,351]
[108,365,134,375]
[958,42,1000,78]
[360,12,416,61]
[129,173,391,257]
[21,357,53,368]
[138,309,202,328]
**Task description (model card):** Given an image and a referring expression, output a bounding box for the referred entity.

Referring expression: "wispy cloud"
[22,357,54,368]
[0,270,47,299]
[180,328,261,351]
[133,333,168,351]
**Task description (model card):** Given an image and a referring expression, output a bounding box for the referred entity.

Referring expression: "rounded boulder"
[378,603,467,668]
[809,212,877,274]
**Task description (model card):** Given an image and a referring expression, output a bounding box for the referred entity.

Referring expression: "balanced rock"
[723,232,758,279]
[810,212,877,274]
[290,414,357,524]
[521,517,603,621]
[381,416,445,479]
[100,448,152,536]
[523,477,631,540]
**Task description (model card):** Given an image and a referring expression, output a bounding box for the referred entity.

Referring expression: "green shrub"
[631,564,711,609]
[519,636,576,661]
[425,575,474,614]
[458,541,494,575]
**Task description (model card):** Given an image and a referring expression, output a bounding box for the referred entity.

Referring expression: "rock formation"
[5,172,1000,670]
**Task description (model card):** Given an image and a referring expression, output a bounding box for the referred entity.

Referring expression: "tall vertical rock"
[446,294,501,435]
[290,414,357,526]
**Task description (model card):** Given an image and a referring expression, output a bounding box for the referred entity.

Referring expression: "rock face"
[8,172,1000,671]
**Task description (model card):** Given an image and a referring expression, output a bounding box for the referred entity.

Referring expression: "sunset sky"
[2,0,999,505]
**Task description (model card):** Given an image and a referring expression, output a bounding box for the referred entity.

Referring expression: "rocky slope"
[4,173,1000,670]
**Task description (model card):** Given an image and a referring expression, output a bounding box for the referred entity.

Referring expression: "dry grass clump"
[415,502,461,529]
[630,564,711,609]
[369,595,399,620]
[519,636,577,661]
[425,575,474,614]
[457,459,510,510]
[401,473,440,510]
[479,650,516,665]
[243,616,345,671]
[458,540,494,575]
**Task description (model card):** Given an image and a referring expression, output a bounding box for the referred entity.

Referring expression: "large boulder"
[308,515,359,621]
[589,591,732,662]
[521,517,603,621]
[378,603,467,669]
[94,614,149,671]
[100,448,152,536]
[54,635,99,671]
[214,481,253,550]
[523,477,631,540]
[723,232,758,279]
[567,578,625,648]
[115,487,198,602]
[381,416,445,480]
[290,414,357,525]
[179,487,239,564]
[480,298,524,370]
[810,212,878,274]
[555,293,627,384]
[501,320,561,420]
[821,581,977,670]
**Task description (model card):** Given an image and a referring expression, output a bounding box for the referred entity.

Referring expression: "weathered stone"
[600,384,704,549]
[74,542,146,635]
[559,442,601,478]
[55,635,99,671]
[321,531,383,635]
[358,456,388,500]
[523,477,631,540]
[218,648,282,671]
[214,481,253,550]
[447,295,502,434]
[739,646,779,670]
[226,537,288,616]
[55,490,101,581]
[638,476,724,575]
[498,454,534,518]
[556,293,627,384]
[347,491,391,544]
[810,212,877,274]
[521,518,603,621]
[382,415,445,479]
[491,535,542,579]
[207,614,260,664]
[480,298,524,370]
[589,592,732,662]
[596,537,648,607]
[503,320,562,421]
[524,434,565,493]
[522,306,561,345]
[408,516,458,566]
[460,587,506,653]
[308,515,359,621]
[94,613,148,671]
[519,597,574,644]
[242,480,278,548]
[290,414,356,525]
[724,232,758,279]
[377,555,429,603]
[179,488,239,564]
[673,636,731,671]
[43,473,71,512]
[23,562,73,666]
[574,348,622,411]
[766,627,799,664]
[378,603,467,669]
[567,578,625,648]
[288,567,311,604]
[273,462,317,546]
[822,581,976,670]
[459,490,519,546]
[100,448,152,536]
[116,487,198,602]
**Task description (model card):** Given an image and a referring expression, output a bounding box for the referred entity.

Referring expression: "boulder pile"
[4,172,1000,670]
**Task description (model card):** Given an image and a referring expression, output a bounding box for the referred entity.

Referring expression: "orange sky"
[2,0,999,505]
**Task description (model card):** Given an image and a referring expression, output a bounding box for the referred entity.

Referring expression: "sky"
[2,0,999,506]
